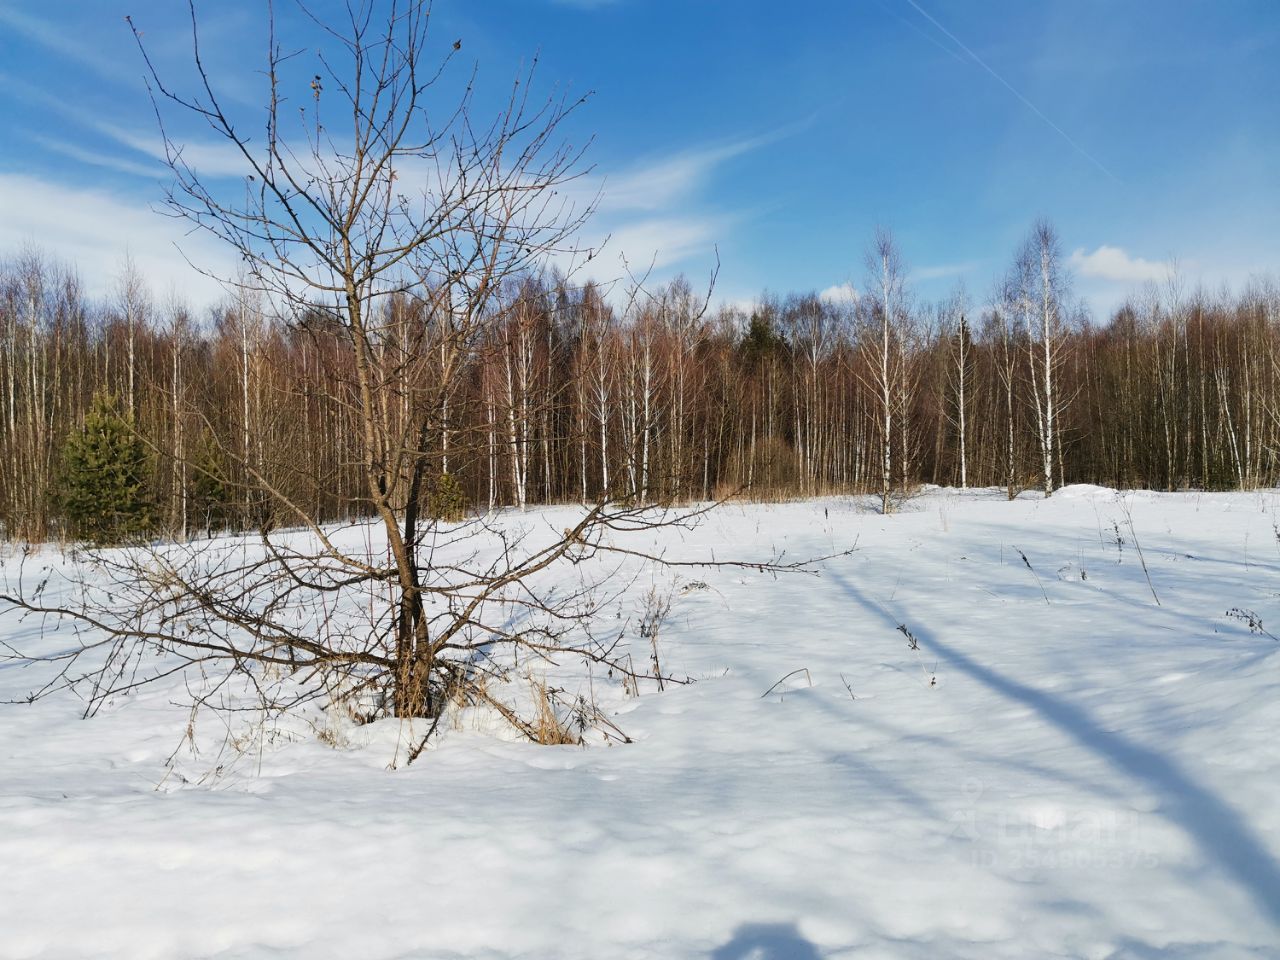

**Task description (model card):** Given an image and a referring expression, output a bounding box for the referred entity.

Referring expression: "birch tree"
[860,229,908,513]
[943,287,974,489]
[1016,220,1068,497]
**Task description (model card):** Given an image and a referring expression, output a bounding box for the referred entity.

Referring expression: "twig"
[1119,499,1160,606]
[839,673,856,701]
[760,667,812,699]
[1226,607,1278,641]
[1014,547,1050,605]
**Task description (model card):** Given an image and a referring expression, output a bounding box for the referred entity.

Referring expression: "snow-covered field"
[3,487,1280,959]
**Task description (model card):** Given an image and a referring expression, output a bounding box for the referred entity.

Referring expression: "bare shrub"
[638,584,673,693]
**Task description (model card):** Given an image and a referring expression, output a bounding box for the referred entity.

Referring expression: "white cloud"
[819,283,858,304]
[0,7,127,80]
[3,74,250,181]
[544,134,776,282]
[0,173,234,307]
[912,261,981,282]
[6,91,773,307]
[717,295,762,315]
[85,119,251,180]
[1069,245,1171,283]
[27,135,163,180]
[593,138,765,214]
[588,216,730,274]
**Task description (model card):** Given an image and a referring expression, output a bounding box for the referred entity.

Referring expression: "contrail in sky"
[902,0,1120,182]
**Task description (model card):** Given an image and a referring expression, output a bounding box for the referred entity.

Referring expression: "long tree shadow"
[826,567,1280,931]
[710,923,822,959]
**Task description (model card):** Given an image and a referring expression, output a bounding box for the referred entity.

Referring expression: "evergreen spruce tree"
[427,471,468,522]
[60,392,153,545]
[189,427,231,536]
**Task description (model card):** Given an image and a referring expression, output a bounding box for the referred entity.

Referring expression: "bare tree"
[987,283,1023,500]
[0,251,85,542]
[115,255,148,416]
[943,286,973,489]
[860,229,910,513]
[2,2,818,750]
[1015,220,1069,497]
[576,283,616,500]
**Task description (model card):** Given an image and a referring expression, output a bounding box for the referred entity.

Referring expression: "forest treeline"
[2,224,1278,543]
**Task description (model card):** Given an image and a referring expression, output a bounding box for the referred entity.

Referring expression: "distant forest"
[2,222,1277,542]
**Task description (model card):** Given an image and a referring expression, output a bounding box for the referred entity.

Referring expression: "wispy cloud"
[25,134,162,180]
[1069,245,1171,283]
[0,173,232,304]
[86,120,250,179]
[562,132,779,279]
[0,7,127,80]
[601,215,735,273]
[2,72,248,180]
[590,135,774,214]
[7,47,772,298]
[911,260,982,282]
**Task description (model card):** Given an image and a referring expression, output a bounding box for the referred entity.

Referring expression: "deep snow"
[2,488,1280,959]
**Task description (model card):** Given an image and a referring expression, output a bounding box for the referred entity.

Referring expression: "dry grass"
[712,479,859,504]
[527,675,580,746]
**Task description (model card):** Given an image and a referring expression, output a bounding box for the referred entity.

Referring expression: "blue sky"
[1,0,1277,316]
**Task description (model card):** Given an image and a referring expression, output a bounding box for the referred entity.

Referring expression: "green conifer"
[189,427,232,536]
[59,392,153,545]
[427,471,467,522]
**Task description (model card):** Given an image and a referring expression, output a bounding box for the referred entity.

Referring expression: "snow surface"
[3,488,1280,959]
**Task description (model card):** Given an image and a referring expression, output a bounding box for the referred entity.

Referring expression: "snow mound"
[1053,483,1119,500]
